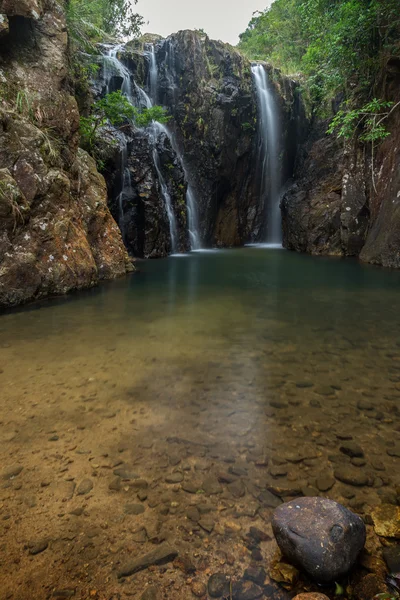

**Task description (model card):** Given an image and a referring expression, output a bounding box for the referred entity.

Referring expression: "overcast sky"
[135,0,273,46]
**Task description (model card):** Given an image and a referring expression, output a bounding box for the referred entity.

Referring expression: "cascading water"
[251,64,282,245]
[155,124,201,251]
[101,43,180,254]
[150,124,178,253]
[144,44,202,251]
[147,42,202,250]
[117,139,133,243]
[148,45,158,104]
[103,45,133,100]
[100,41,202,254]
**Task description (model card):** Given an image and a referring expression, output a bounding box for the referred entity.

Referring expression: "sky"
[135,0,273,46]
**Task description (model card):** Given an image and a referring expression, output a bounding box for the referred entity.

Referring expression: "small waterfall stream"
[100,42,203,253]
[117,139,132,243]
[145,43,202,251]
[101,44,180,254]
[251,64,282,245]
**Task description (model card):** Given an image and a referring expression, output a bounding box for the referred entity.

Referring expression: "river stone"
[334,467,369,486]
[316,474,335,492]
[272,497,366,582]
[340,442,364,458]
[243,565,266,585]
[76,479,93,495]
[2,465,23,479]
[113,467,139,480]
[207,573,230,598]
[258,489,282,508]
[165,472,183,484]
[202,476,222,495]
[371,505,400,538]
[232,580,263,600]
[191,582,207,597]
[124,503,145,515]
[387,444,400,458]
[117,543,178,577]
[28,539,49,555]
[357,399,374,411]
[141,587,158,600]
[383,545,400,573]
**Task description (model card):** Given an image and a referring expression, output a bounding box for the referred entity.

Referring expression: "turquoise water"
[1,247,400,599]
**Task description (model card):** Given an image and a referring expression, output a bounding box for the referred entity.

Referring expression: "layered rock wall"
[282,58,400,267]
[0,0,131,308]
[114,32,305,249]
[155,32,304,246]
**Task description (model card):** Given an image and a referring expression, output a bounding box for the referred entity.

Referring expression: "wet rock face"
[272,497,366,583]
[359,64,400,268]
[283,59,400,267]
[153,31,304,247]
[154,31,258,247]
[281,125,369,257]
[95,33,304,253]
[104,129,189,258]
[0,0,131,307]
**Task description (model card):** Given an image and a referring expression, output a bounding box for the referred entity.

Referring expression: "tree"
[66,0,144,51]
[238,0,400,105]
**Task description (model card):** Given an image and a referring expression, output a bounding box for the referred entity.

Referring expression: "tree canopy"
[239,0,400,106]
[66,0,144,50]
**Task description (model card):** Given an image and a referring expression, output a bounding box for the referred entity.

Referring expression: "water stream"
[146,43,202,251]
[101,44,181,254]
[252,64,282,245]
[150,123,178,254]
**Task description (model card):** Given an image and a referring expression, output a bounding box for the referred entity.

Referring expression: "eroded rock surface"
[0,0,131,308]
[272,497,366,582]
[283,58,400,268]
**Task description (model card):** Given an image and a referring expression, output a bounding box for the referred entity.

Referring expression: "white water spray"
[251,64,282,244]
[146,44,202,251]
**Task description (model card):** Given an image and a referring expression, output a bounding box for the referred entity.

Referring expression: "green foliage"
[194,28,207,37]
[80,91,170,150]
[327,99,395,143]
[15,90,35,120]
[239,0,400,104]
[135,105,171,128]
[66,0,144,52]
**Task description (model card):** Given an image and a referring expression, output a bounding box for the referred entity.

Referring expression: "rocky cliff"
[282,57,400,267]
[0,0,132,308]
[104,32,305,251]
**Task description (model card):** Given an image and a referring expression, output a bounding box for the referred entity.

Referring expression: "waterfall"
[145,43,202,251]
[100,41,202,254]
[103,45,133,100]
[117,139,133,243]
[251,64,282,245]
[149,42,202,250]
[150,124,178,253]
[154,124,201,251]
[148,45,158,104]
[101,43,180,254]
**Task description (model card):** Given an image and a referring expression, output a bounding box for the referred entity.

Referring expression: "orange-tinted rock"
[0,2,132,307]
[293,594,330,600]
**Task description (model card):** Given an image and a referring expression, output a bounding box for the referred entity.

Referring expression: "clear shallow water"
[1,248,400,599]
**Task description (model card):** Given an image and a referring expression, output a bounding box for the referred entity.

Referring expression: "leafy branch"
[327,98,400,192]
[79,91,171,171]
